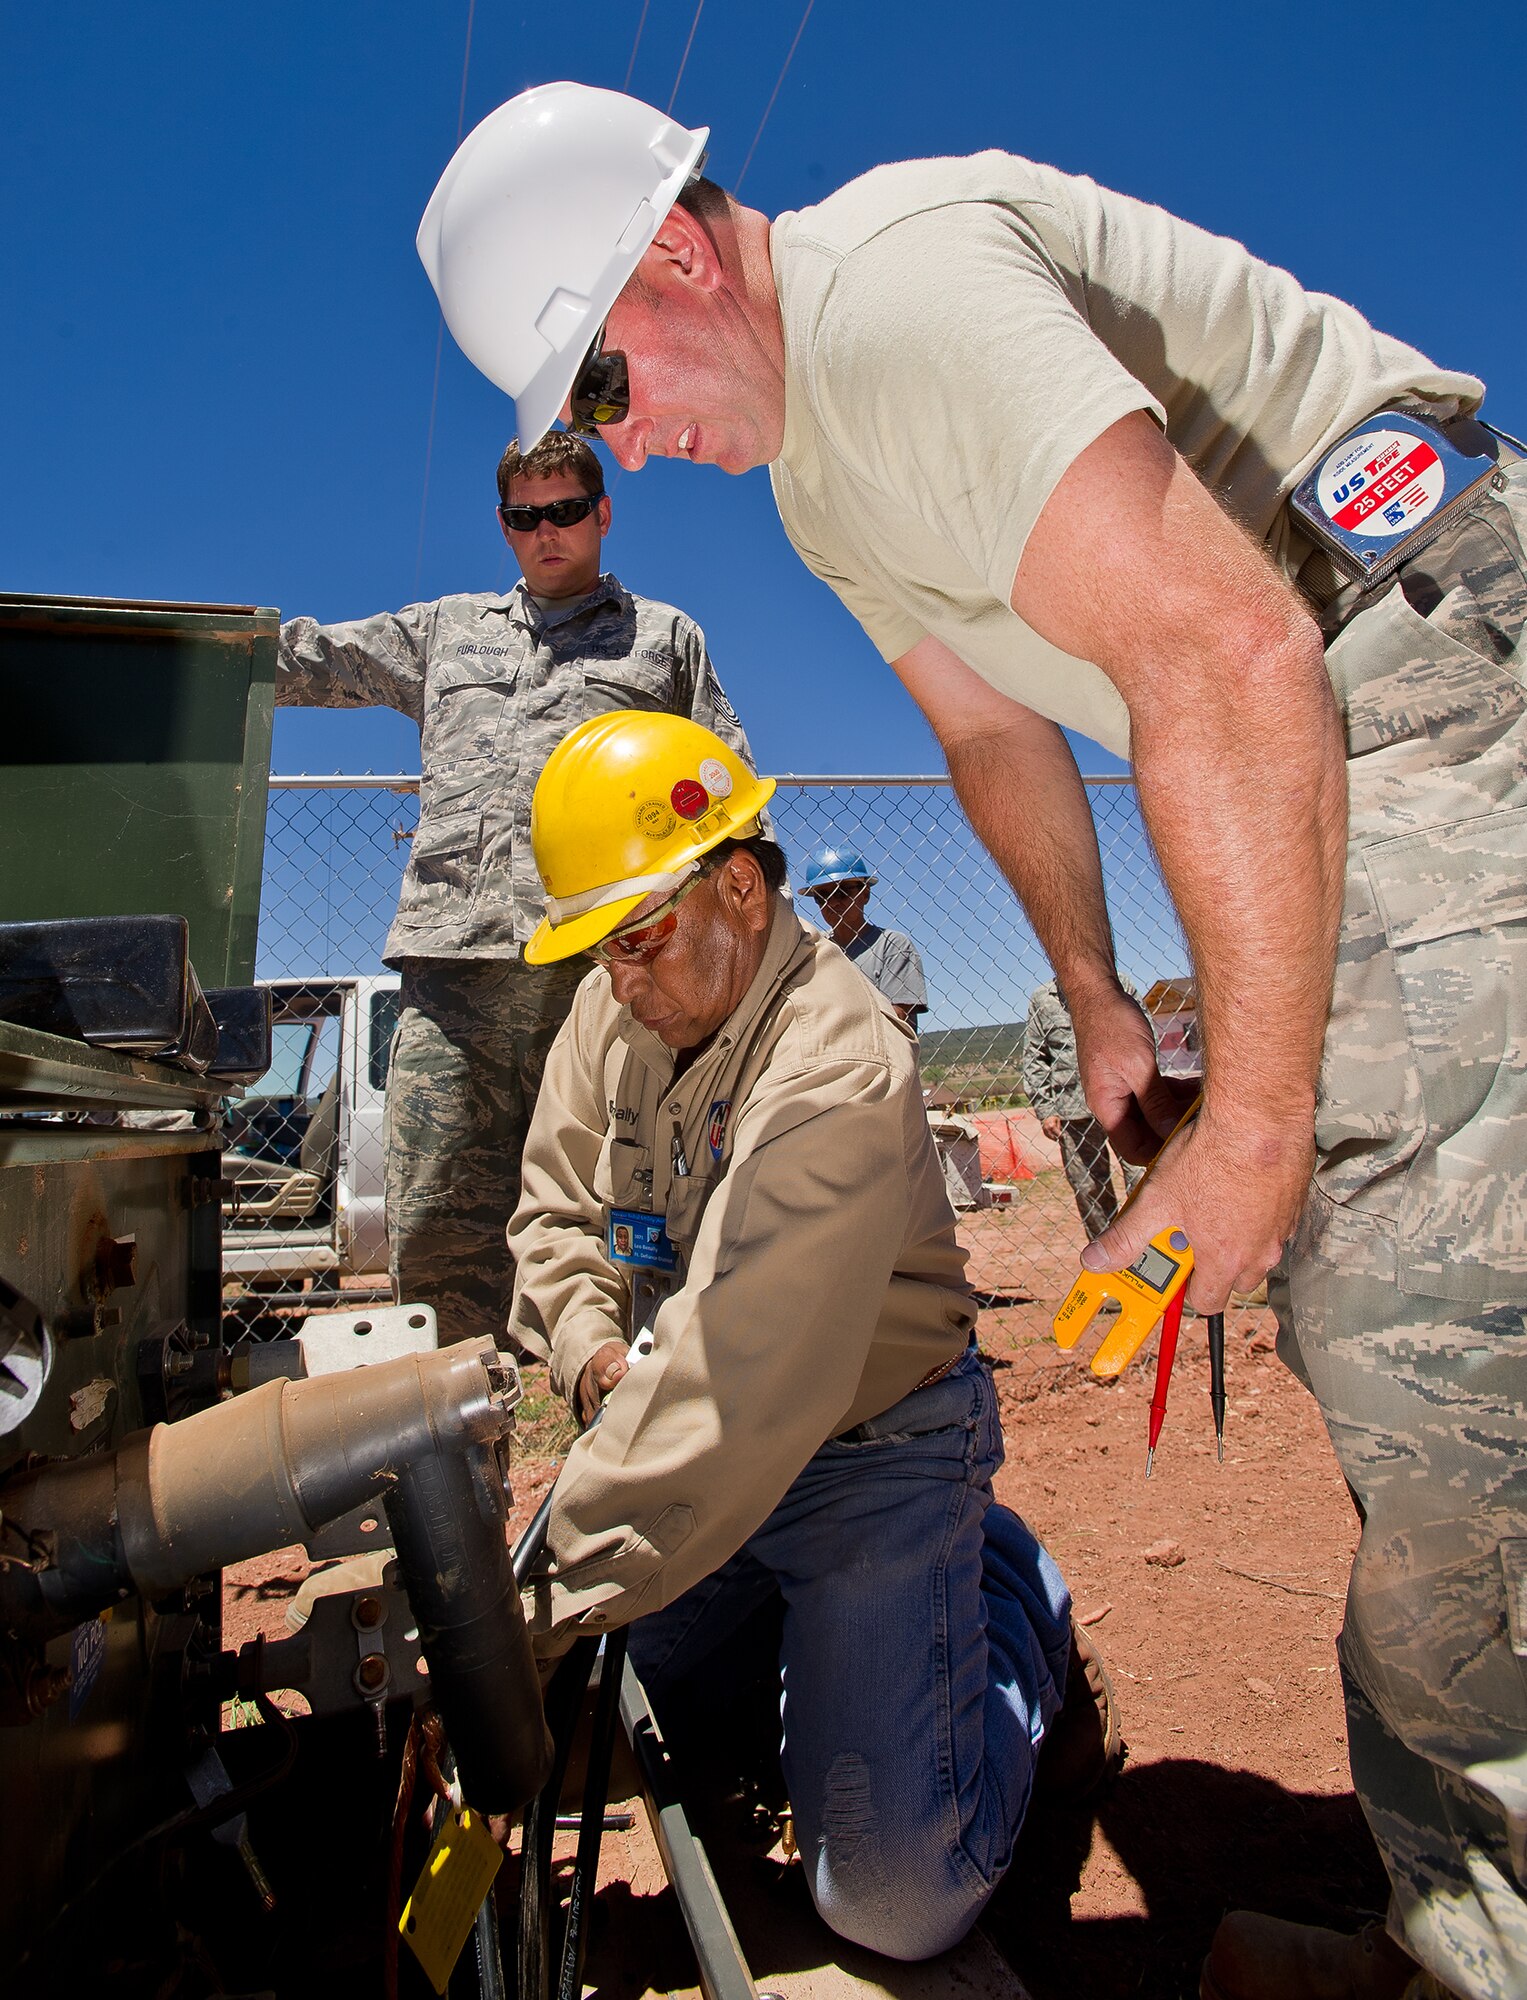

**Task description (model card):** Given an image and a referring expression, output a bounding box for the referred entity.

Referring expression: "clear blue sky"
[4,1,1523,787]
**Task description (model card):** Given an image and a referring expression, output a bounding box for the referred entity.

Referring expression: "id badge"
[607,1208,678,1273]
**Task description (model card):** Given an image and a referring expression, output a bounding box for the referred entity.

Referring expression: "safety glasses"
[498,494,603,533]
[568,325,630,436]
[589,872,705,967]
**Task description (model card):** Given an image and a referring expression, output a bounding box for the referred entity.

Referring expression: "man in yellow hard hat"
[507,708,1115,1961]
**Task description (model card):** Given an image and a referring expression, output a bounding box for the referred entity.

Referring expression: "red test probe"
[1144,1285,1186,1478]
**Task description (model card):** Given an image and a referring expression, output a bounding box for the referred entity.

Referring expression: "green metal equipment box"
[0,594,278,985]
[0,595,277,1976]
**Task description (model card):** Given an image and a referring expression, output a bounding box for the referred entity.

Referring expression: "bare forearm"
[945,713,1119,1001]
[1131,617,1346,1146]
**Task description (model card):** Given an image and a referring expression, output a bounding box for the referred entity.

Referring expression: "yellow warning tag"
[399,1807,503,1995]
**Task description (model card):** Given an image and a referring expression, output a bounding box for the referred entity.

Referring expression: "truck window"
[258,1022,318,1102]
[370,988,400,1090]
[302,1014,342,1102]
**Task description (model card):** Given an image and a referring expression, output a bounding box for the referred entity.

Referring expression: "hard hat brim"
[524,889,650,966]
[803,872,877,894]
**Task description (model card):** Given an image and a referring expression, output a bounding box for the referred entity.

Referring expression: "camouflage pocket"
[1501,1540,1527,1667]
[397,805,484,931]
[580,657,672,719]
[1364,805,1527,1300]
[422,663,516,763]
[1328,566,1526,787]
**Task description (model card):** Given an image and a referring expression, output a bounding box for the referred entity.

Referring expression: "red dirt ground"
[979,1312,1386,1999]
[225,1187,1387,2000]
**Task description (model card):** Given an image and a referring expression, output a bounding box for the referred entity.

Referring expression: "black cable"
[517,1640,600,2000]
[511,1485,557,1591]
[556,1630,629,2000]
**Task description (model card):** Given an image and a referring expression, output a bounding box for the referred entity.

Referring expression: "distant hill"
[919,1021,1028,1100]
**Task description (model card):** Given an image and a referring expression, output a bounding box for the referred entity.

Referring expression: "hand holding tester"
[1052,1097,1200,1379]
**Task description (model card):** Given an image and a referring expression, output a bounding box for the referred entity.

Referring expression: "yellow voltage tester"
[1052,1096,1201,1379]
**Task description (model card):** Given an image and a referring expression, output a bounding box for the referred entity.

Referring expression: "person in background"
[1022,977,1142,1239]
[799,845,928,1026]
[275,429,757,1344]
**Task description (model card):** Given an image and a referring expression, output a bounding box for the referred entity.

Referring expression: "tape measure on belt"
[1289,407,1500,595]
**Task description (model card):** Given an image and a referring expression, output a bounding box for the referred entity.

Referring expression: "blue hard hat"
[801,845,877,895]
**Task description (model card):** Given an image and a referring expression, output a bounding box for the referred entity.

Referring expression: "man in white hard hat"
[276,426,757,1349]
[418,85,1527,2000]
[507,708,1115,1962]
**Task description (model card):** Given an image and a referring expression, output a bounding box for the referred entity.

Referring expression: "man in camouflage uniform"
[1240,472,1527,2000]
[422,96,1527,1994]
[276,430,757,1346]
[1021,977,1142,1239]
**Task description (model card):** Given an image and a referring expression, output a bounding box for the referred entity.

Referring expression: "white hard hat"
[417,82,708,450]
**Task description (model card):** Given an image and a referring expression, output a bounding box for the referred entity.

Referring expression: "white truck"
[222,974,399,1292]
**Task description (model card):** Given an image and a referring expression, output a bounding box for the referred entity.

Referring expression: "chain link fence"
[229,775,1266,1381]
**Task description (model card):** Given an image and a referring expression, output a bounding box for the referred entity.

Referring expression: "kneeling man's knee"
[805,1752,990,1962]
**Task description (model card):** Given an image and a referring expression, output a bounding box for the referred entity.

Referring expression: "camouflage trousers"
[384,955,587,1346]
[1274,453,1527,2000]
[1057,1116,1143,1238]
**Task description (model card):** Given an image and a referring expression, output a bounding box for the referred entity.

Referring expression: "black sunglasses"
[498,494,604,533]
[568,324,630,436]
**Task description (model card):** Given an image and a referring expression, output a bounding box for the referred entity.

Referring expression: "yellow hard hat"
[526,711,777,965]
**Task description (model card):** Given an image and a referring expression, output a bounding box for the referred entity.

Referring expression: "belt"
[831,1343,971,1445]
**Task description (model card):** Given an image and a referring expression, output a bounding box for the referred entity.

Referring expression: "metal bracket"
[233,1559,424,1724]
[297,1301,439,1376]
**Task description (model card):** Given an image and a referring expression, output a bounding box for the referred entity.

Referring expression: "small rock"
[1085,1413,1103,1428]
[1042,1482,1057,1496]
[1247,1677,1277,1701]
[1143,1539,1185,1568]
[1078,1602,1113,1627]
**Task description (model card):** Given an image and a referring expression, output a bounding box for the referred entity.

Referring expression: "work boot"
[1199,1912,1446,2000]
[1033,1619,1124,1803]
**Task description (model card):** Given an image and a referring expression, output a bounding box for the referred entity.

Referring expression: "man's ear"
[596,494,612,539]
[721,852,772,933]
[646,203,724,293]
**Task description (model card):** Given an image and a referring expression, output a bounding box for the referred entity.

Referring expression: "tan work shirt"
[768,152,1483,758]
[507,898,972,1643]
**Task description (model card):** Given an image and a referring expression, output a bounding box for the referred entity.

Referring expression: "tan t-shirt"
[768,152,1483,757]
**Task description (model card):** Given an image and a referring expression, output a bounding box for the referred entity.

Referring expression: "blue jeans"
[626,1349,1073,1960]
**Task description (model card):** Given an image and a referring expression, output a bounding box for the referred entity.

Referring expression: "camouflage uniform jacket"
[1021,976,1136,1122]
[277,576,756,964]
